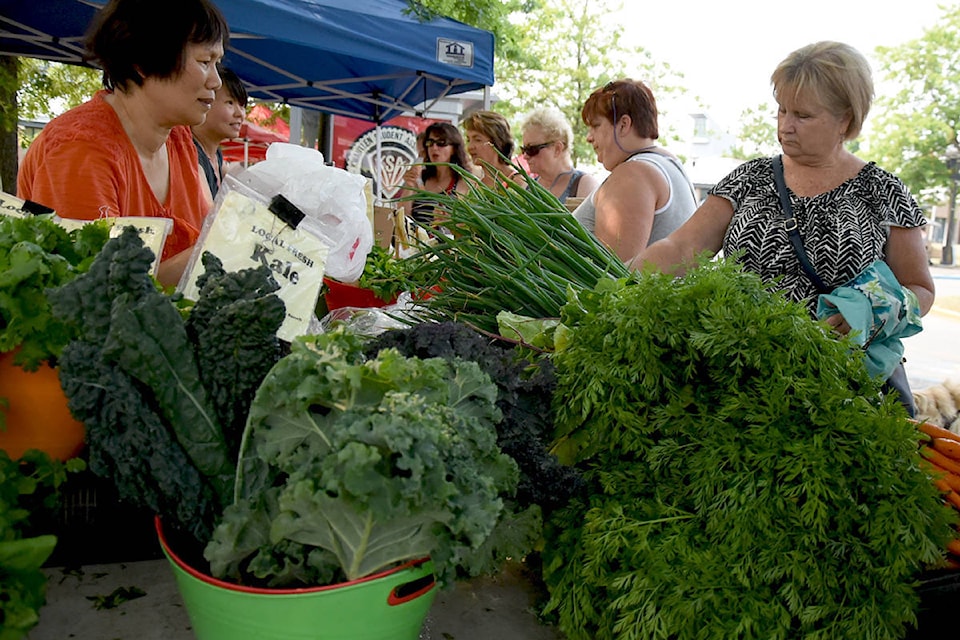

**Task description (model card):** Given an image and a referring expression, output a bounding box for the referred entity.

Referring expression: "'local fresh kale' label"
[179,189,329,341]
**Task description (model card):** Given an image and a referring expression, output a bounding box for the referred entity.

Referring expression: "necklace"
[624,143,658,157]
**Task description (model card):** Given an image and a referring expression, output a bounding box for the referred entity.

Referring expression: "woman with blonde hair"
[520,107,599,203]
[632,42,932,415]
[462,110,525,188]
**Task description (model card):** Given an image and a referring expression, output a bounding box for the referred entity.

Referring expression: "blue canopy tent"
[0,0,495,123]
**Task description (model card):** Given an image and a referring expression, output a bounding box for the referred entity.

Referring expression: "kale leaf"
[365,321,584,512]
[185,253,286,456]
[49,228,285,546]
[208,330,522,587]
[57,339,220,543]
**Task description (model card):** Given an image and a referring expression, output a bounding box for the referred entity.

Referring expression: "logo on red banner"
[344,125,417,200]
[335,115,444,201]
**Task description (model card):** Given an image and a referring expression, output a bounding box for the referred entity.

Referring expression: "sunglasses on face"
[424,138,450,148]
[521,141,556,157]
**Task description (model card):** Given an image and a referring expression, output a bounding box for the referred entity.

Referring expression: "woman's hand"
[402,164,422,190]
[822,310,851,336]
[156,247,194,288]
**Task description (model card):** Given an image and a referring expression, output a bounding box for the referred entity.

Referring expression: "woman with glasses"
[574,79,697,262]
[462,110,526,189]
[520,107,600,204]
[398,122,473,226]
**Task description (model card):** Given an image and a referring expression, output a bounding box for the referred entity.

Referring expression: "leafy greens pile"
[542,259,956,640]
[206,329,524,587]
[48,227,285,545]
[365,320,584,512]
[0,450,83,640]
[0,214,109,372]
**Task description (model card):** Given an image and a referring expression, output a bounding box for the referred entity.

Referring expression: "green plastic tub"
[156,519,437,640]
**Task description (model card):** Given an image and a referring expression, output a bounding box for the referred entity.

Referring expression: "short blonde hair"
[520,107,574,151]
[771,41,874,140]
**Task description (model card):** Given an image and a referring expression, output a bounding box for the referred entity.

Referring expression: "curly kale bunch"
[209,329,523,588]
[365,321,584,512]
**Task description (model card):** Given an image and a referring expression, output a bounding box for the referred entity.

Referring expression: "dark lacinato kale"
[365,321,584,511]
[185,253,286,456]
[46,225,157,346]
[58,341,219,543]
[50,229,285,548]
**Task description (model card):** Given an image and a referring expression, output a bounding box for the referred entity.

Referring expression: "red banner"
[334,115,442,200]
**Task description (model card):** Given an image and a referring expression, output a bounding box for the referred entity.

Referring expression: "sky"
[614,0,948,131]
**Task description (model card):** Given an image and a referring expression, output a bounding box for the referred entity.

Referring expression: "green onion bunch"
[399,165,628,333]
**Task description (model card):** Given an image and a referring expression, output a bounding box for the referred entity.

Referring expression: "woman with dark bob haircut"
[399,122,473,226]
[572,79,697,262]
[18,0,229,286]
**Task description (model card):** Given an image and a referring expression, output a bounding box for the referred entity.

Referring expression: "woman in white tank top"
[573,79,697,262]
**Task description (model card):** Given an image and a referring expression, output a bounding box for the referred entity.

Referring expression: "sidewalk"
[30,555,564,640]
[904,264,960,389]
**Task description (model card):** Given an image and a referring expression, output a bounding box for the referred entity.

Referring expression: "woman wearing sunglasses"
[574,79,697,262]
[399,122,473,226]
[520,107,599,204]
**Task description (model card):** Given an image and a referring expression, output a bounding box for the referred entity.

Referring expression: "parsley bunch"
[0,215,109,371]
[356,244,418,303]
[543,259,956,639]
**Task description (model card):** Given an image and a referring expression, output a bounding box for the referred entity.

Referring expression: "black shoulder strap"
[771,156,830,294]
[568,171,583,196]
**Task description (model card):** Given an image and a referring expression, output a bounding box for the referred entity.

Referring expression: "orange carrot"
[948,538,960,557]
[933,437,960,462]
[945,557,960,570]
[921,446,960,476]
[916,421,960,444]
[922,460,960,493]
[932,478,960,510]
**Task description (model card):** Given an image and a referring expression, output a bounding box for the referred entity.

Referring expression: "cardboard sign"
[55,216,172,277]
[0,192,37,219]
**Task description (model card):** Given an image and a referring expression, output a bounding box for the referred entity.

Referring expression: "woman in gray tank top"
[573,79,698,262]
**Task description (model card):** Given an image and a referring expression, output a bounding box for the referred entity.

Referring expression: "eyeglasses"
[521,141,556,157]
[424,138,450,148]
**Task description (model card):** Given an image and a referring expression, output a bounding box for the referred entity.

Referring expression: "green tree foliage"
[728,102,779,161]
[0,56,18,192]
[17,58,101,126]
[864,4,960,207]
[491,0,688,167]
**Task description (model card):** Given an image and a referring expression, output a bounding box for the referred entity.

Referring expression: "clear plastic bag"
[237,143,373,282]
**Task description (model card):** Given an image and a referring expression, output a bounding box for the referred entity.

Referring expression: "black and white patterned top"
[710,157,927,313]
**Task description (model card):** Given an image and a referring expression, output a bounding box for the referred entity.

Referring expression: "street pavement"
[904,264,960,390]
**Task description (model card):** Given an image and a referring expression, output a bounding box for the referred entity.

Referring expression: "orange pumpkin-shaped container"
[0,349,85,461]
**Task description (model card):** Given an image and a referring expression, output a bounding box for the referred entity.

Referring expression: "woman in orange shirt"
[18,0,229,286]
